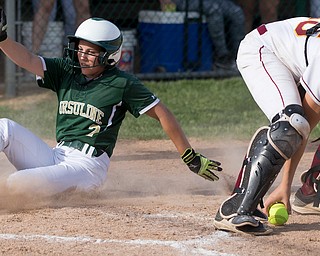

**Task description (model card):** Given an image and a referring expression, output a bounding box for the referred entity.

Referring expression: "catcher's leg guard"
[220,105,309,219]
[220,126,285,219]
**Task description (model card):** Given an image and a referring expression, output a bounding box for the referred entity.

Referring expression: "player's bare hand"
[181,148,222,181]
[0,6,7,42]
[262,184,292,215]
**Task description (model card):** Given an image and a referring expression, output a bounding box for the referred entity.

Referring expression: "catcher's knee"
[269,104,310,159]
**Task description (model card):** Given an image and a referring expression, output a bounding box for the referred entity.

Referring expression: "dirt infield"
[0,138,319,255]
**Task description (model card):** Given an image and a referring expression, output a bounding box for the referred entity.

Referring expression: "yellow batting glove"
[181,148,222,181]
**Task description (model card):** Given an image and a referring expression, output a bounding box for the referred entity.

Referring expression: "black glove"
[181,148,222,182]
[0,7,7,42]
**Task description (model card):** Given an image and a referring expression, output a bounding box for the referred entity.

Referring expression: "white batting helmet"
[65,18,123,66]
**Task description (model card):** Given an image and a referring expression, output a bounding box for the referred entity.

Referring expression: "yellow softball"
[268,203,289,226]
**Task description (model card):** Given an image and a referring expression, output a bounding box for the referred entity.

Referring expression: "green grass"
[0,95,57,139]
[120,77,268,140]
[2,77,319,141]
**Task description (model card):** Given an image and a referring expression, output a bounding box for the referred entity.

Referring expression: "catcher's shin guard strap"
[220,127,286,218]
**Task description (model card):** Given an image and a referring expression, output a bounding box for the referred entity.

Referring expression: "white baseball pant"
[236,27,302,122]
[0,118,110,197]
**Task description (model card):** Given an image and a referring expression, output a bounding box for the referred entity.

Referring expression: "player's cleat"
[292,188,320,215]
[213,211,273,236]
[252,208,268,221]
[235,221,273,236]
[231,214,259,227]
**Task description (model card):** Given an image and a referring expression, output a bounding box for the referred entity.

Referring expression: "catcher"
[0,7,222,198]
[214,17,320,235]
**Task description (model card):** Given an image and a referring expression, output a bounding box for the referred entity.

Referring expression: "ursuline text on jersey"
[59,100,104,125]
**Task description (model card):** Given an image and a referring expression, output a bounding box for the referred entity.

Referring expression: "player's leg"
[214,111,309,236]
[221,0,245,61]
[6,146,110,198]
[292,143,320,214]
[61,0,76,47]
[203,1,232,69]
[32,0,56,53]
[235,0,256,33]
[259,0,280,24]
[214,30,310,234]
[73,0,90,26]
[216,104,308,223]
[0,118,55,170]
[310,0,320,17]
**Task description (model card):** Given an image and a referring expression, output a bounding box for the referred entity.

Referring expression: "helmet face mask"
[63,18,123,68]
[64,40,80,67]
[63,39,106,68]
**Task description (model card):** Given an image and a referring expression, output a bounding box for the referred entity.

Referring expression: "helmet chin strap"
[79,63,105,69]
[79,60,105,80]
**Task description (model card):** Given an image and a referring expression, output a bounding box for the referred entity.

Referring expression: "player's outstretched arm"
[0,7,43,77]
[146,102,222,181]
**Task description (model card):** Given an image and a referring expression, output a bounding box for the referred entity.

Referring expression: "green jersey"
[37,57,159,157]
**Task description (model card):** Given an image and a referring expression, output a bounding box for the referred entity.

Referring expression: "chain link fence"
[0,0,314,95]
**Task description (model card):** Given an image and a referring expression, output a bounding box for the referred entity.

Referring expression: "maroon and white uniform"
[237,17,320,121]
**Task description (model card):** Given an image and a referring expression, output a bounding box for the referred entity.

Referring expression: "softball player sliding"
[214,17,320,235]
[0,7,222,198]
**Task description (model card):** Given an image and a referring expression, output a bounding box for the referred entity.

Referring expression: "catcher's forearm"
[281,140,307,189]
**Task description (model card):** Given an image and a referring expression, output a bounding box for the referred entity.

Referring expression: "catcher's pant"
[0,118,109,197]
[236,26,302,122]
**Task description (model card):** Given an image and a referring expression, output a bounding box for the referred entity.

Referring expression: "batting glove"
[181,148,222,182]
[0,7,7,42]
